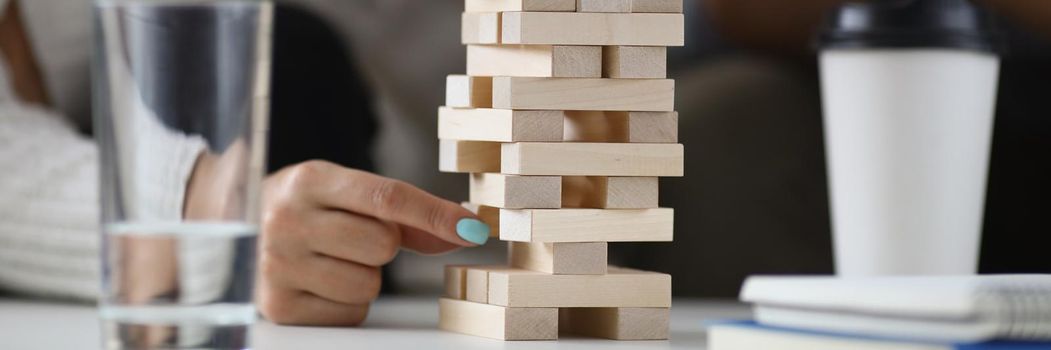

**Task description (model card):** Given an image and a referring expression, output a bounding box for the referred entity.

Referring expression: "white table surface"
[0,296,749,349]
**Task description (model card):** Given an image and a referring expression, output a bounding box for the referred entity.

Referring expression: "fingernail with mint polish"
[456,218,490,245]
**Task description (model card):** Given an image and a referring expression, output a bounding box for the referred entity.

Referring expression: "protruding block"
[501,208,673,242]
[486,267,672,307]
[444,265,468,299]
[465,0,576,12]
[446,75,492,108]
[439,107,563,142]
[492,77,674,112]
[462,202,500,237]
[470,174,562,209]
[501,142,684,176]
[501,12,684,46]
[631,0,683,13]
[509,242,607,274]
[468,45,601,78]
[603,46,667,78]
[560,307,670,340]
[462,12,500,44]
[439,298,558,340]
[564,111,678,143]
[576,0,630,13]
[439,140,501,173]
[562,176,659,209]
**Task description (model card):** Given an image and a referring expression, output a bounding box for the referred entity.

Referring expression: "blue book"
[708,321,1051,350]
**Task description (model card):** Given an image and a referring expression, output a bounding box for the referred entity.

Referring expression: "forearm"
[701,0,844,55]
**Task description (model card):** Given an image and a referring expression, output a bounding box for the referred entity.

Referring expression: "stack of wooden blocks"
[437,0,685,341]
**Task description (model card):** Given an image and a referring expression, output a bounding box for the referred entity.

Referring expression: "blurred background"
[1,0,1049,300]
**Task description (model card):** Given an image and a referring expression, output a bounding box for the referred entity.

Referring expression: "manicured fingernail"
[456,218,490,245]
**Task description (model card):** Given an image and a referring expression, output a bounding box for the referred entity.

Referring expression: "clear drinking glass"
[92,1,272,349]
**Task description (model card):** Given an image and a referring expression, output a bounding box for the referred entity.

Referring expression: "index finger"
[304,165,489,246]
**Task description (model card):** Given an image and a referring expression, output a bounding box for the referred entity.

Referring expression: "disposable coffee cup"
[818,0,1000,276]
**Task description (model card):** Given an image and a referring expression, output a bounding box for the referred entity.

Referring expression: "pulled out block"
[603,46,667,78]
[462,202,500,237]
[468,45,601,78]
[462,12,501,44]
[446,75,492,108]
[439,298,558,340]
[560,307,670,340]
[631,0,683,13]
[501,208,673,242]
[509,242,607,275]
[501,142,684,177]
[492,76,674,112]
[576,0,631,13]
[562,176,659,209]
[465,0,575,12]
[439,107,563,142]
[444,265,469,299]
[564,111,678,143]
[484,267,672,307]
[470,173,562,209]
[501,12,684,46]
[439,140,500,173]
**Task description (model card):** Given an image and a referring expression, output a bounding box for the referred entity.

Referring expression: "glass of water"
[93,1,272,349]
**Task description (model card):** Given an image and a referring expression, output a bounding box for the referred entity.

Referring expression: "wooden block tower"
[437,0,685,341]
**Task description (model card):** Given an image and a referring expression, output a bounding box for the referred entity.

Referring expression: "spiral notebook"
[740,275,1051,343]
[709,321,1051,350]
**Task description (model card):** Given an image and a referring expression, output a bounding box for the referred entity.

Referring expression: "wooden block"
[603,46,667,78]
[446,75,492,108]
[492,77,674,112]
[438,298,558,340]
[439,140,501,173]
[576,0,631,12]
[462,12,501,44]
[462,202,500,237]
[439,107,563,142]
[501,208,673,242]
[500,142,684,176]
[560,307,670,340]
[630,0,683,13]
[562,176,659,209]
[563,111,678,143]
[485,267,671,307]
[509,241,607,274]
[470,174,561,209]
[444,265,468,299]
[465,0,576,12]
[467,45,601,78]
[502,12,684,46]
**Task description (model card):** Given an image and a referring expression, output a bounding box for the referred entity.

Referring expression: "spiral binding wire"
[978,277,1051,340]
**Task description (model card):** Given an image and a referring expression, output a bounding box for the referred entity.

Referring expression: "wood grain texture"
[439,140,501,173]
[465,0,576,12]
[603,46,667,78]
[501,12,684,46]
[500,142,684,176]
[563,111,678,143]
[509,241,607,274]
[444,265,468,299]
[467,45,601,78]
[560,307,670,340]
[439,107,563,142]
[470,173,562,209]
[562,176,659,209]
[462,202,501,237]
[492,77,674,112]
[577,0,631,12]
[438,298,558,340]
[462,12,501,44]
[446,75,492,108]
[486,267,671,307]
[500,208,674,242]
[630,0,683,13]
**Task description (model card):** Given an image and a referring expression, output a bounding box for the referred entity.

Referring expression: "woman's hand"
[256,160,489,326]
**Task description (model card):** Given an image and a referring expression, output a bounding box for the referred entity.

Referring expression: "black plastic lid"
[818,0,1000,53]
